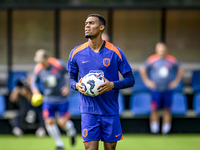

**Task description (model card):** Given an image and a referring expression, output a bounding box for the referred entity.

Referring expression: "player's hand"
[61,86,70,96]
[145,79,156,90]
[168,80,179,89]
[97,76,114,95]
[32,88,41,95]
[76,78,87,95]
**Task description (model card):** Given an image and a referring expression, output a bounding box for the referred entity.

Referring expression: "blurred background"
[0,0,200,135]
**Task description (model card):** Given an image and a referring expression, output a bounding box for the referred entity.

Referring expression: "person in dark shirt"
[9,77,46,137]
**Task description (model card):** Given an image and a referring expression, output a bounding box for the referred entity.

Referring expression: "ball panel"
[81,73,104,97]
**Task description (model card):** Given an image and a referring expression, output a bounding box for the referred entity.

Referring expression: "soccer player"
[102,32,110,42]
[67,14,135,150]
[139,42,183,134]
[31,49,76,150]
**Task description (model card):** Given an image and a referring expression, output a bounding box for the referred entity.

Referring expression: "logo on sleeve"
[103,58,110,67]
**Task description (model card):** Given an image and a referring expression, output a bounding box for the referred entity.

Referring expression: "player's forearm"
[30,75,40,93]
[139,66,150,84]
[32,88,41,94]
[9,87,20,102]
[175,68,184,82]
[113,71,135,89]
[69,72,78,90]
[64,80,70,89]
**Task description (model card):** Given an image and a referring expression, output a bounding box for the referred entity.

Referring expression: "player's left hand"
[97,76,114,95]
[168,80,179,89]
[61,86,70,96]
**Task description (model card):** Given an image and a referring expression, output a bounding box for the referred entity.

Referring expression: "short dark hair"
[87,14,106,27]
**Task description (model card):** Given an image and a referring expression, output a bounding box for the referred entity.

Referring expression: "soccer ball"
[81,73,105,97]
[31,93,43,107]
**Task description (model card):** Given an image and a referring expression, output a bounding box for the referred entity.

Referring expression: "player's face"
[85,16,102,38]
[155,43,167,58]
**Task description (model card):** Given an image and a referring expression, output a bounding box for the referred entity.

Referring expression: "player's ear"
[100,25,105,32]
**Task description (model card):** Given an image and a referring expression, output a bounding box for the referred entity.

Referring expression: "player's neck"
[88,38,104,52]
[42,61,50,69]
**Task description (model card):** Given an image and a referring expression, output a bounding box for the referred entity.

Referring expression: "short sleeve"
[117,48,132,75]
[67,47,79,73]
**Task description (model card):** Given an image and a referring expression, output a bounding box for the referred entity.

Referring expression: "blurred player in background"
[67,14,135,150]
[139,42,183,134]
[9,76,46,137]
[31,49,76,150]
[102,32,110,42]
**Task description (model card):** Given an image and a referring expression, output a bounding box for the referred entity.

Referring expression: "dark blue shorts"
[151,91,172,110]
[81,114,123,143]
[42,101,70,119]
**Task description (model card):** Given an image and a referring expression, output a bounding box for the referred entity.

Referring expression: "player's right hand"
[75,78,87,95]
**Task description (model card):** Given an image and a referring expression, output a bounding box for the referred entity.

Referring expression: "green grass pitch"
[0,134,200,150]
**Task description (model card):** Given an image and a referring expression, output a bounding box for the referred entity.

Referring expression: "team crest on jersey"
[103,58,110,67]
[165,61,171,68]
[51,68,58,75]
[82,129,88,137]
